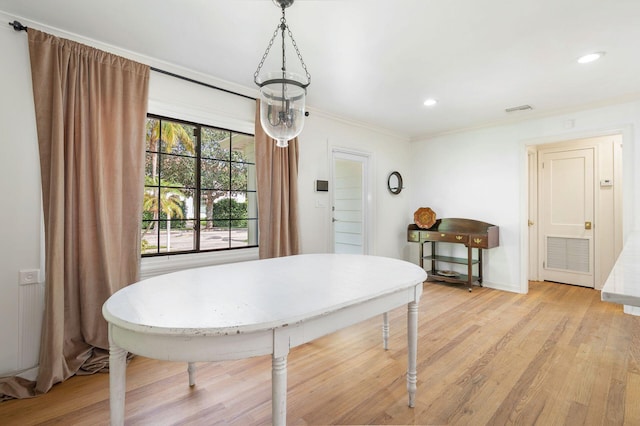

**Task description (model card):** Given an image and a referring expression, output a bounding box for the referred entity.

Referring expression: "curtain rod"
[8,20,256,102]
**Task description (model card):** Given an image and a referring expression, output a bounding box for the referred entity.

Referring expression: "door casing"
[527,134,623,290]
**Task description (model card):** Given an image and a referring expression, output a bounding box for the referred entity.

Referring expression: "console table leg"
[407,301,419,408]
[382,312,390,350]
[187,362,196,387]
[272,355,288,426]
[108,329,127,426]
[467,246,473,292]
[479,248,484,286]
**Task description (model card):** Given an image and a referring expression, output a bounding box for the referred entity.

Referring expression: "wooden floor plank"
[1,281,639,425]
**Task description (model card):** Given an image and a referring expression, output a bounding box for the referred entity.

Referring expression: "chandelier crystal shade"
[254,0,311,148]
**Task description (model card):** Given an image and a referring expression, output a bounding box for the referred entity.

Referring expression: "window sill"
[140,248,259,280]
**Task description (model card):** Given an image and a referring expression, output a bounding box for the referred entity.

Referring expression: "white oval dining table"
[102,253,427,425]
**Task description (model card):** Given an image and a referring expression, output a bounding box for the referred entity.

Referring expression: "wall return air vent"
[505,104,533,113]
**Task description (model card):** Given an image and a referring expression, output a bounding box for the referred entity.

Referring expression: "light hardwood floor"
[1,280,639,425]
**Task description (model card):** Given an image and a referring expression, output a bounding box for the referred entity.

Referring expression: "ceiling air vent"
[505,104,533,113]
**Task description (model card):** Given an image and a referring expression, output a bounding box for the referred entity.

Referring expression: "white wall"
[297,111,412,258]
[409,102,639,293]
[0,20,43,377]
[0,12,411,376]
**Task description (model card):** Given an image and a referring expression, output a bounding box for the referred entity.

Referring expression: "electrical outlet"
[19,269,40,285]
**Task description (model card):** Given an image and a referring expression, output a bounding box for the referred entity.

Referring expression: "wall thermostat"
[315,180,329,192]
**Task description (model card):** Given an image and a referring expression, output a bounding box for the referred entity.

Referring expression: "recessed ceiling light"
[577,52,605,64]
[423,98,437,107]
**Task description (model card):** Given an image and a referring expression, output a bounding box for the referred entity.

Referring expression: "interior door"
[331,151,368,254]
[539,148,594,287]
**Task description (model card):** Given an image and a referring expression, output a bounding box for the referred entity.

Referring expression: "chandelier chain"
[253,6,311,86]
[287,25,311,84]
[253,25,280,84]
[281,11,287,73]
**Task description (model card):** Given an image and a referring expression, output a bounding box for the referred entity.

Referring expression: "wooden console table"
[408,218,499,291]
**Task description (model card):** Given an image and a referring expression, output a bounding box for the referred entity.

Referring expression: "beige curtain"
[0,30,149,400]
[255,100,301,258]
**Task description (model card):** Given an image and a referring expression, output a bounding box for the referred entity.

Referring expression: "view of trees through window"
[142,115,257,255]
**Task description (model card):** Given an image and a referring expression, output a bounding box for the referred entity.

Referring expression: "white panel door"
[332,152,368,254]
[539,148,594,287]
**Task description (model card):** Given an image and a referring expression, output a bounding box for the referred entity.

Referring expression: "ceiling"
[2,0,640,140]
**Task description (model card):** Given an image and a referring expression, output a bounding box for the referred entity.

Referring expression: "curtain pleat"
[255,100,301,258]
[0,29,149,400]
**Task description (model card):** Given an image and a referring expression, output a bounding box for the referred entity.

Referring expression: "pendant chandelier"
[254,0,311,148]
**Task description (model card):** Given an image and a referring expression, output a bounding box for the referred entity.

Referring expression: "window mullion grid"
[155,118,163,254]
[228,133,233,249]
[142,115,257,256]
[195,125,202,252]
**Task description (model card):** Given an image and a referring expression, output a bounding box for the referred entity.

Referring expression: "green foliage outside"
[212,198,248,228]
[142,176,186,233]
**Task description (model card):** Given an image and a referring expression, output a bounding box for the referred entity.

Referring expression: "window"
[142,115,257,256]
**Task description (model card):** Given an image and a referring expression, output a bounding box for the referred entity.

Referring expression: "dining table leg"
[407,300,419,407]
[382,312,390,350]
[187,362,196,386]
[108,328,128,426]
[272,355,288,426]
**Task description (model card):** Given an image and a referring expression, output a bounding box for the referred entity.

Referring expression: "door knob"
[585,221,592,230]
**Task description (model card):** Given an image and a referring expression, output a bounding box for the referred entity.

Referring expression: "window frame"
[142,113,258,257]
